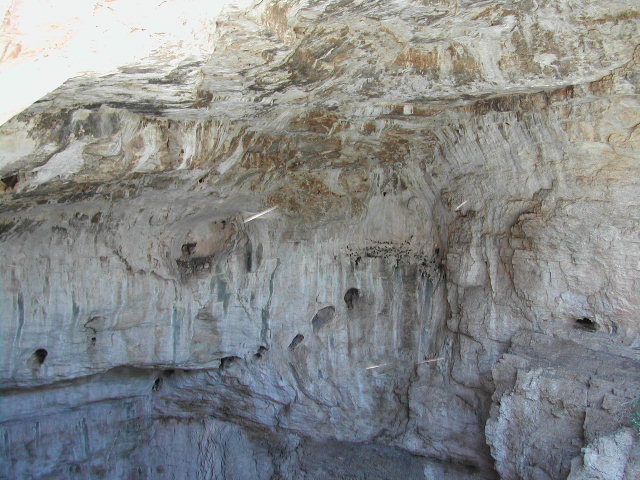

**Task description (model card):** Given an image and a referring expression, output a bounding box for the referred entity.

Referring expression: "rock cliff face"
[1,1,639,479]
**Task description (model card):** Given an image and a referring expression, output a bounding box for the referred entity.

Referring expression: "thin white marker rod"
[244,206,278,223]
[454,201,467,211]
[365,363,389,370]
[416,357,444,365]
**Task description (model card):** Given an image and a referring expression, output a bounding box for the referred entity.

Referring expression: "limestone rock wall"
[1,1,639,479]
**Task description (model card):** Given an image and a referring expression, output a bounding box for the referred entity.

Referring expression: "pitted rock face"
[1,1,639,479]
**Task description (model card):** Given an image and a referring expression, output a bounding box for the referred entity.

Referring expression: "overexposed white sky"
[0,0,254,125]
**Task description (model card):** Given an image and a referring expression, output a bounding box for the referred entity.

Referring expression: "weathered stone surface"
[567,429,640,480]
[486,331,640,479]
[1,0,639,479]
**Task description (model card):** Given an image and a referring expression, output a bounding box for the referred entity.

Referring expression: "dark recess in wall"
[344,288,361,309]
[575,317,598,332]
[33,348,48,364]
[1,174,19,189]
[289,334,305,351]
[311,306,336,332]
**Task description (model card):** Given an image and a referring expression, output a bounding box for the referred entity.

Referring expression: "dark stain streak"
[261,258,281,345]
[288,334,304,351]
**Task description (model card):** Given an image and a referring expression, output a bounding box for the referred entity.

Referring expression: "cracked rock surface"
[1,1,639,479]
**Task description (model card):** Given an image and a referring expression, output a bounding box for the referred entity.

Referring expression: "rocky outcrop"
[1,1,639,479]
[486,331,640,479]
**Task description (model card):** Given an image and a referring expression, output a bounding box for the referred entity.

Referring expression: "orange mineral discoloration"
[290,110,346,134]
[242,134,297,170]
[266,170,368,220]
[262,2,294,44]
[393,48,440,77]
[378,128,414,163]
[447,43,483,85]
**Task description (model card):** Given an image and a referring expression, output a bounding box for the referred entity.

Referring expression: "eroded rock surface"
[1,1,639,479]
[486,331,640,479]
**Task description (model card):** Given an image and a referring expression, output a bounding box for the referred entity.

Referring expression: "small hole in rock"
[34,348,48,364]
[90,337,96,345]
[152,377,162,391]
[311,306,336,332]
[2,174,19,189]
[220,356,239,369]
[181,243,197,256]
[575,317,598,332]
[254,345,269,358]
[344,288,361,309]
[288,334,304,351]
[163,369,175,377]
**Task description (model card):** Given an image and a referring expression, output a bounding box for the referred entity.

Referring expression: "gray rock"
[1,0,639,478]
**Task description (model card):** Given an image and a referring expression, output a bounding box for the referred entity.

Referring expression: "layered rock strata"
[1,1,639,479]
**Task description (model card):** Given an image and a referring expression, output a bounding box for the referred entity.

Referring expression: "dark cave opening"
[575,317,598,332]
[33,348,48,364]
